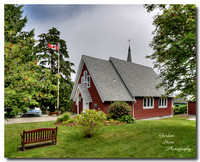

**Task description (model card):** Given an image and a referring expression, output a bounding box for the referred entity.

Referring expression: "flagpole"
[57,43,59,116]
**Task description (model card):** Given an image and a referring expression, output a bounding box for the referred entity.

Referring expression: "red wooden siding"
[73,63,105,113]
[73,101,77,114]
[133,97,173,120]
[188,101,196,115]
[72,63,173,120]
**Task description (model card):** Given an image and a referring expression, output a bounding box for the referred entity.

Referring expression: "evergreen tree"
[4,5,57,117]
[144,4,196,100]
[37,27,74,112]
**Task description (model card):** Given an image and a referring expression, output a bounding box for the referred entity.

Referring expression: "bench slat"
[21,127,57,150]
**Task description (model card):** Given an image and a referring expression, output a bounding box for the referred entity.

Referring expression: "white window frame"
[84,71,87,83]
[143,97,154,109]
[87,75,90,88]
[159,98,168,108]
[81,76,84,84]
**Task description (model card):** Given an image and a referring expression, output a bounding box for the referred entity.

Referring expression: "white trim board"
[137,115,173,121]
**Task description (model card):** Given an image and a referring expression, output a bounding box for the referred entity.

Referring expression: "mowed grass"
[4,116,196,158]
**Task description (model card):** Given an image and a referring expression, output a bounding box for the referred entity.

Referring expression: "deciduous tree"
[144,4,196,100]
[4,5,57,117]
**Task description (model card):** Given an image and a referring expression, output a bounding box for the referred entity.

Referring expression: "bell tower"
[127,39,132,62]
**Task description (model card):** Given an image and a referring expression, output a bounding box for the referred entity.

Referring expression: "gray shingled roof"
[78,84,92,102]
[174,98,187,104]
[70,55,171,102]
[83,55,134,102]
[109,57,166,97]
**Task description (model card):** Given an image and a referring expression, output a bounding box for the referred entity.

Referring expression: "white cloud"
[23,5,158,81]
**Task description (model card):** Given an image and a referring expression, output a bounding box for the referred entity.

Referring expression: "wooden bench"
[20,127,58,151]
[48,112,57,116]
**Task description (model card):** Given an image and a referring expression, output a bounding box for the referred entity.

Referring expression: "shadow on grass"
[18,141,57,152]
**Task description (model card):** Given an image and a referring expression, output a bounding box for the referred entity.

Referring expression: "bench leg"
[52,139,57,145]
[22,144,25,151]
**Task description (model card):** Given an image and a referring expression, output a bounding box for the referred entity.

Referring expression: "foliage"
[56,117,63,123]
[37,27,75,112]
[62,117,76,125]
[4,5,57,117]
[56,112,71,123]
[106,114,113,120]
[109,119,115,124]
[144,5,196,100]
[118,115,136,124]
[4,117,196,158]
[4,108,16,118]
[4,4,32,43]
[62,112,71,121]
[68,117,76,123]
[108,101,131,119]
[174,105,187,115]
[74,109,106,138]
[62,120,69,125]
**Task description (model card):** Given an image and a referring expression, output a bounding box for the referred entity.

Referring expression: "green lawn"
[4,116,196,158]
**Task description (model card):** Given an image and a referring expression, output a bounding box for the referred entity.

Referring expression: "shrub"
[173,105,187,115]
[56,117,63,123]
[108,101,131,119]
[63,118,76,125]
[63,120,69,125]
[66,117,75,123]
[74,109,106,138]
[179,105,187,114]
[106,114,113,120]
[62,112,71,121]
[173,107,179,115]
[109,119,115,124]
[118,115,136,124]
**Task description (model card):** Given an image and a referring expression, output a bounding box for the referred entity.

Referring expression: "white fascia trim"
[74,87,80,103]
[70,57,84,100]
[133,97,136,103]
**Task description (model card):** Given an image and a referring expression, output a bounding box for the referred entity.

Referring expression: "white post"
[57,43,60,116]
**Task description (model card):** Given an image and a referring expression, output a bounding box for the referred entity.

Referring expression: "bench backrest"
[22,127,57,143]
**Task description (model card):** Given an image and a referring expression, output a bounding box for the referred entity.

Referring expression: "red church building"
[70,47,174,120]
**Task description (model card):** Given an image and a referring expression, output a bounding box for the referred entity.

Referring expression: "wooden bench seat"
[20,127,57,151]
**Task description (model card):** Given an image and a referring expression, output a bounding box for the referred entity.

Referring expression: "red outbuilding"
[188,101,196,115]
[70,46,174,120]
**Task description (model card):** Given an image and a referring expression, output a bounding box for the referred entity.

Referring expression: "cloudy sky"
[22,4,160,81]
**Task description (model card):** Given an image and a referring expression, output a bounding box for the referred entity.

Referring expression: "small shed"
[188,101,196,115]
[174,98,187,108]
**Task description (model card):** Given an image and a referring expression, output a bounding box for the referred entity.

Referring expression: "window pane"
[151,98,153,107]
[159,98,161,106]
[144,98,146,107]
[84,71,87,82]
[87,76,90,87]
[81,77,84,84]
[164,98,166,106]
[147,98,149,107]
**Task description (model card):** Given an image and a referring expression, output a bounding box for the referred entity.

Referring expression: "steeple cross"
[128,39,131,46]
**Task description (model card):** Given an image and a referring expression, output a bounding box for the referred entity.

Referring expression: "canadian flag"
[48,43,58,50]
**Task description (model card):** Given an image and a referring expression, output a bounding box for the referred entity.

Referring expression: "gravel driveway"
[4,114,62,125]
